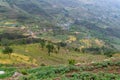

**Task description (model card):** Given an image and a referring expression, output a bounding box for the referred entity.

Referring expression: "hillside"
[0,0,120,79]
[0,0,120,51]
[1,0,120,28]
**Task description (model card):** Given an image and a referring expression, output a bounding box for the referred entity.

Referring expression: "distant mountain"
[0,0,120,27]
[1,0,120,28]
[0,0,120,50]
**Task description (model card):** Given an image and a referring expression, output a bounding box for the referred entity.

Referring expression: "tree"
[57,43,61,53]
[46,44,54,56]
[40,40,45,49]
[59,42,68,54]
[59,42,67,47]
[21,39,27,51]
[0,38,10,46]
[2,46,13,58]
[21,39,27,45]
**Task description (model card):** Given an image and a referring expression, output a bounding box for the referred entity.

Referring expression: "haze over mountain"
[0,0,120,50]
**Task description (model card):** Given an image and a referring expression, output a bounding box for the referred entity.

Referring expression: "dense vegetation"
[1,61,120,79]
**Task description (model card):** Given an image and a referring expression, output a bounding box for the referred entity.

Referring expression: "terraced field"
[1,60,120,80]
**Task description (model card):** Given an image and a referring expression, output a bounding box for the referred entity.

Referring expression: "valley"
[0,0,120,80]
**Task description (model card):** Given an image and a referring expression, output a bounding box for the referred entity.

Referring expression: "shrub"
[40,63,46,66]
[68,59,76,65]
[19,69,28,75]
[19,75,37,80]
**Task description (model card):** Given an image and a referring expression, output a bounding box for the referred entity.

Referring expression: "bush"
[40,63,46,66]
[68,59,76,65]
[19,74,37,80]
[19,69,28,75]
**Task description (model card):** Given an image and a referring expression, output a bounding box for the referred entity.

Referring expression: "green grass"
[19,61,120,80]
[0,43,119,79]
[0,67,16,79]
[0,51,120,79]
[11,43,106,65]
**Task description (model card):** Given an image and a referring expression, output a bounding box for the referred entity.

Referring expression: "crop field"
[25,61,120,80]
[1,61,120,80]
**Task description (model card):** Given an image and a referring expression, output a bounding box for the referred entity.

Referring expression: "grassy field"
[0,43,120,79]
[11,44,107,66]
[0,53,37,66]
[1,43,119,66]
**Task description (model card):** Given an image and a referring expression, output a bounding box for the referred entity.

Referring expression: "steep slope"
[1,0,120,28]
[0,0,120,50]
